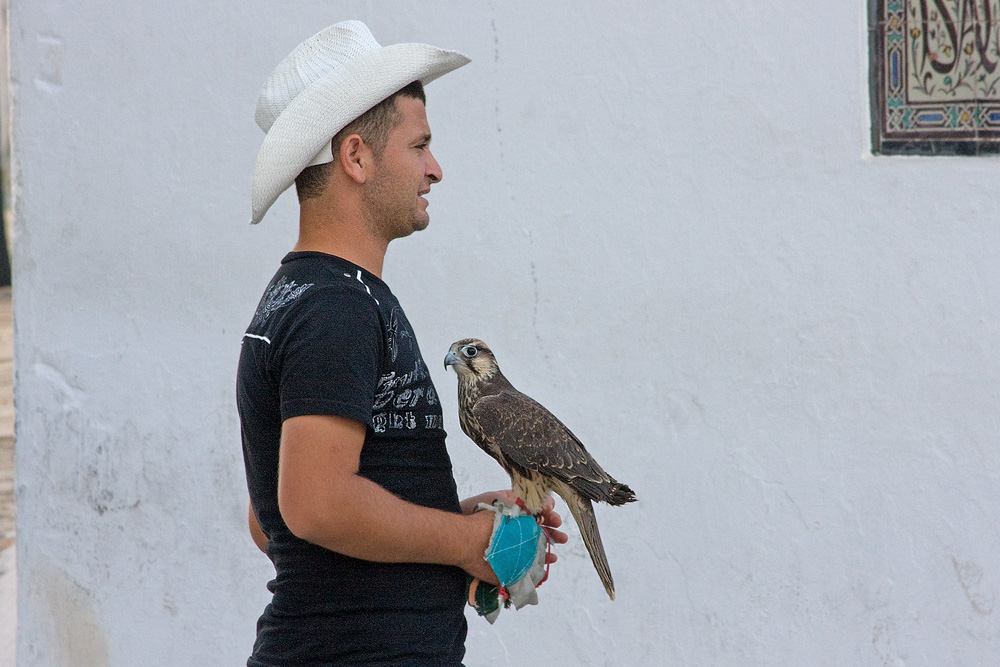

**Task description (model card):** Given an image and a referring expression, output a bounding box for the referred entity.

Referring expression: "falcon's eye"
[462,345,478,358]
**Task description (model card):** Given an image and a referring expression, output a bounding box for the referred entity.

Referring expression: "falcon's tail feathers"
[564,493,616,600]
[608,481,637,506]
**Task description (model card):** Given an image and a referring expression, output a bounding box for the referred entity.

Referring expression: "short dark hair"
[295,80,426,202]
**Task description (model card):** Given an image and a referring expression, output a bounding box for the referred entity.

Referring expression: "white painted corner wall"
[9,1,1000,665]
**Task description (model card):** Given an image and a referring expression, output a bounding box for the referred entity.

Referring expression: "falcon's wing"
[471,390,613,502]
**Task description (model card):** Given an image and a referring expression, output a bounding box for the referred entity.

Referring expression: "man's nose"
[427,150,442,183]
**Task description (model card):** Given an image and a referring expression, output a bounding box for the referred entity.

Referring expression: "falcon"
[444,338,636,600]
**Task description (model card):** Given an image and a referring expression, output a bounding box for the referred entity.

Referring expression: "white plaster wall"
[9,1,1000,665]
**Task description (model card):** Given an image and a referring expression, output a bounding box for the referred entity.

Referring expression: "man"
[238,21,565,666]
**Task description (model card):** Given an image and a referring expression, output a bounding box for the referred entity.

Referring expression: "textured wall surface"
[9,1,1000,665]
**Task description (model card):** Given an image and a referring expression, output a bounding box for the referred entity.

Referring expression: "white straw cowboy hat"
[250,20,470,224]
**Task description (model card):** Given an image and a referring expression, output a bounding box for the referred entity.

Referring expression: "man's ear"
[338,134,373,185]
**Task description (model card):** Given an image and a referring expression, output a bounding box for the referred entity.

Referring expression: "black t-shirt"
[237,252,467,666]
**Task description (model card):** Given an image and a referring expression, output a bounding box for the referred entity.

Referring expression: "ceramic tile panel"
[871,0,1000,155]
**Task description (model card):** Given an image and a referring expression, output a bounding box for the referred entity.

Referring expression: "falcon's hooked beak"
[443,349,460,371]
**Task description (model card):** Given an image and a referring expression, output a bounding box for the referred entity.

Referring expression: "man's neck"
[296,202,388,279]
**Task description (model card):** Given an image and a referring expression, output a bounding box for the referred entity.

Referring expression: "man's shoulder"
[279,253,392,304]
[260,253,381,314]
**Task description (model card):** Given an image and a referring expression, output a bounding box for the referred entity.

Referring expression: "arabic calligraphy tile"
[870,0,1000,154]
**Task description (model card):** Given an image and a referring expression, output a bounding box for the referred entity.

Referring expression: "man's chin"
[387,218,428,242]
[411,215,430,233]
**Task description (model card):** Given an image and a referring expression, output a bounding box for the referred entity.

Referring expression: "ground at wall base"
[0,286,16,666]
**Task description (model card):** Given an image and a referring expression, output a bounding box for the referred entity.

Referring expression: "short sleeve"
[275,286,383,426]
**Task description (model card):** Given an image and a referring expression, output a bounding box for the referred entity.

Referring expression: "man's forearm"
[277,413,498,581]
[282,471,497,582]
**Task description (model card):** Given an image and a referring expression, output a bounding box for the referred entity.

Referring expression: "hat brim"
[250,43,470,224]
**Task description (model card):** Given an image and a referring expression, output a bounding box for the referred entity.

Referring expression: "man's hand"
[460,490,569,570]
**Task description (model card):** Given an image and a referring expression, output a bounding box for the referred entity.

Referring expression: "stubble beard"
[361,172,427,243]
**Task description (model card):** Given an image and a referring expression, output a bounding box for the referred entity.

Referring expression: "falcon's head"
[444,338,500,381]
